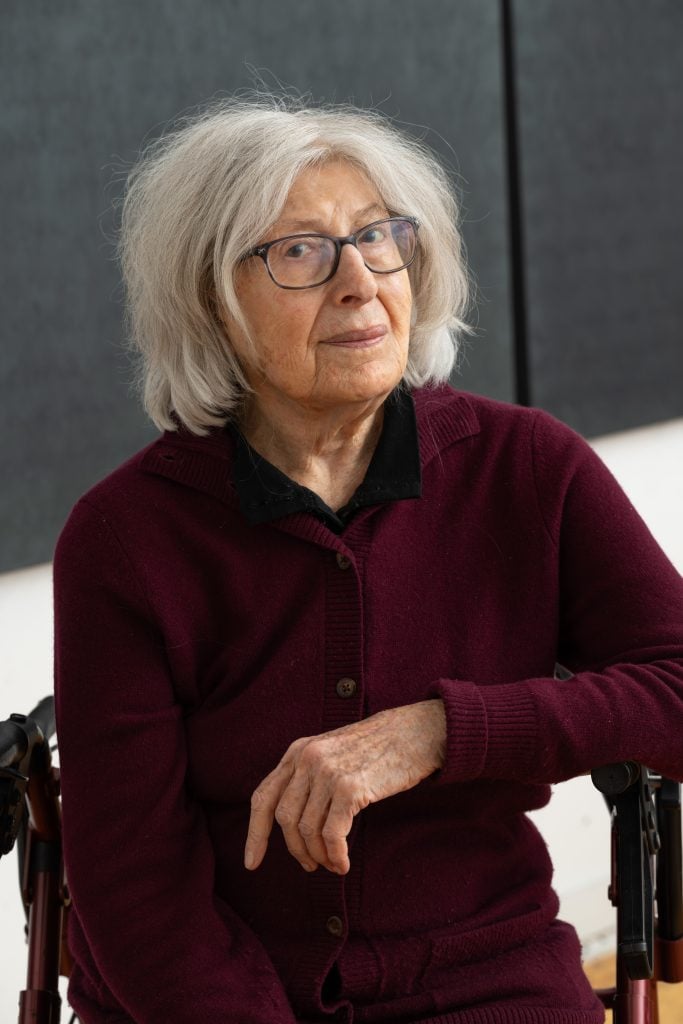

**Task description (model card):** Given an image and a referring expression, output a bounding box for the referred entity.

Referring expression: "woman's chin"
[322,370,404,408]
[319,354,406,404]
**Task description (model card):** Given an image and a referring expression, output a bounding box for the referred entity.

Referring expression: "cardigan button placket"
[291,533,364,1017]
[323,548,363,732]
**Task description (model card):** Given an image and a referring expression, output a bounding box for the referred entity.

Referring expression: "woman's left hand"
[244,699,446,875]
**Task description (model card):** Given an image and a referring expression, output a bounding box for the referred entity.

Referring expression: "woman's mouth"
[321,325,388,348]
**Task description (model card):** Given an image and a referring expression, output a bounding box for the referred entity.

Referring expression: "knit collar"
[140,385,481,514]
[227,387,421,533]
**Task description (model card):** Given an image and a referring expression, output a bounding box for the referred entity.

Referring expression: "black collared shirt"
[229,388,422,533]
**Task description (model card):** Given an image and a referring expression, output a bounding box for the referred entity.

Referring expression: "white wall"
[1,417,682,1016]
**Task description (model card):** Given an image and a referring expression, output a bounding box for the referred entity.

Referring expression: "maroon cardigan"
[53,386,683,1024]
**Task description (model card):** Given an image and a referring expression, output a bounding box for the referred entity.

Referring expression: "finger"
[296,791,337,872]
[244,761,293,870]
[319,794,356,874]
[295,770,344,871]
[273,772,321,872]
[294,746,360,872]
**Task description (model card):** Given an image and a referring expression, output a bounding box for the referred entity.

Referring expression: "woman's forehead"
[272,160,387,235]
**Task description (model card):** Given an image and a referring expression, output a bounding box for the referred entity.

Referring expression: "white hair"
[119,95,471,434]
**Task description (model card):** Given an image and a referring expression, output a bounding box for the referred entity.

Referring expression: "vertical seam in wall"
[501,0,531,408]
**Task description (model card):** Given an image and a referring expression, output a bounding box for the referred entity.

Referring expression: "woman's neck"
[239,394,387,511]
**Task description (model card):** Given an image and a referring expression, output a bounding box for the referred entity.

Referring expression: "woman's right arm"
[54,498,297,1024]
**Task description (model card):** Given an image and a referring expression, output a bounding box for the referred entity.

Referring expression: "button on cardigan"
[53,385,683,1024]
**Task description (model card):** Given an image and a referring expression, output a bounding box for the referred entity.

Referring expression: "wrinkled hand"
[244,699,446,875]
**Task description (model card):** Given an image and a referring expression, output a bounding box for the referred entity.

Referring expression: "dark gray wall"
[1,0,510,572]
[2,0,682,572]
[512,0,683,436]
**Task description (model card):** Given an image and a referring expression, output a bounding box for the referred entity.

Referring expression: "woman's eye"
[284,242,311,259]
[360,227,385,245]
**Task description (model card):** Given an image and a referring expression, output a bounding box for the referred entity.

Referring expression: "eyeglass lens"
[266,218,416,288]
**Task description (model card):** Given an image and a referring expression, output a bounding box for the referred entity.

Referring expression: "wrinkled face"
[228,160,413,418]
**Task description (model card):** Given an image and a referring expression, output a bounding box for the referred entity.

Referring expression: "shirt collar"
[229,388,422,532]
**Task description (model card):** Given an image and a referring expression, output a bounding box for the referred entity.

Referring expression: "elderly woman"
[54,98,683,1024]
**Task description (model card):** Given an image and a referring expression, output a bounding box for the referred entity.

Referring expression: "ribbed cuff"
[427,680,539,783]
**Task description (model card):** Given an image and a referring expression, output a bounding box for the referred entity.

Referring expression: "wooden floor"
[583,954,683,1023]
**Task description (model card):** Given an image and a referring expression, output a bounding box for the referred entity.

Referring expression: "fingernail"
[245,851,255,869]
[302,861,316,872]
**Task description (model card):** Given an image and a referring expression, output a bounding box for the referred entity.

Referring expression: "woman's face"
[228,160,413,418]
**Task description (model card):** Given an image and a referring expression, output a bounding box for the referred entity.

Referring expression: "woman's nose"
[332,243,378,304]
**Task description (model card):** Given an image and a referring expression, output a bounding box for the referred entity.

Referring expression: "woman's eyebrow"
[274,204,388,235]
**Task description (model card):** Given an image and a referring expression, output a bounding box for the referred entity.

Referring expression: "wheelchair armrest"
[0,702,53,858]
[591,763,683,982]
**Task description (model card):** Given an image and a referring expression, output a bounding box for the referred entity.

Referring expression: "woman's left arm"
[428,410,683,790]
[246,411,683,875]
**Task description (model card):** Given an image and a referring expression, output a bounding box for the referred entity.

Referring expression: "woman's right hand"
[245,699,446,874]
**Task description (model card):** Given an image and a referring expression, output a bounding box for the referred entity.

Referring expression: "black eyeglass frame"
[241,215,420,290]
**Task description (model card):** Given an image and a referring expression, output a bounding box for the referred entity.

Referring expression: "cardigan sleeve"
[54,498,297,1024]
[428,409,683,786]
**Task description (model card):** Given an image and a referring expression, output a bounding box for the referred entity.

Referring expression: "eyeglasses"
[241,216,419,290]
